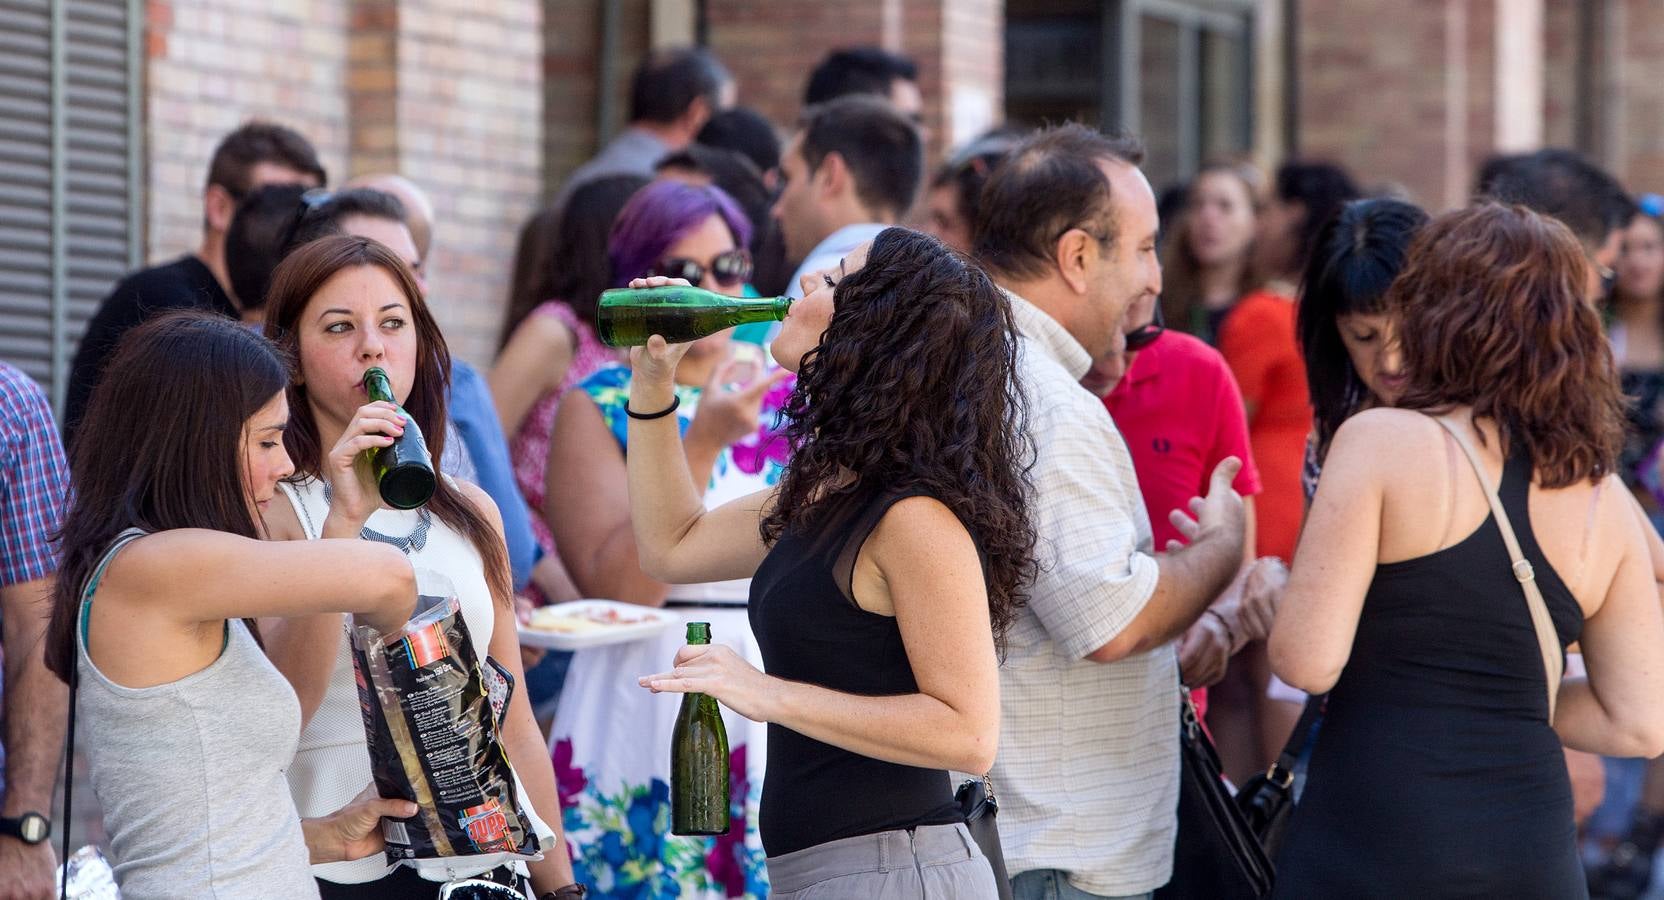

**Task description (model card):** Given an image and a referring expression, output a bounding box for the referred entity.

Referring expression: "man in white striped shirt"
[973,124,1248,899]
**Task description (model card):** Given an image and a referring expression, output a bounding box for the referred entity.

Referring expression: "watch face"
[19,814,47,843]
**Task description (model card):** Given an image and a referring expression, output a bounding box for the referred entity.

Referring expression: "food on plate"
[527,603,658,634]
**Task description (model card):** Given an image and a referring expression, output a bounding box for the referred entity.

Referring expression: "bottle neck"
[364,372,395,404]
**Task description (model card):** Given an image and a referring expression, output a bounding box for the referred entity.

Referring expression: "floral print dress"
[510,301,620,556]
[552,360,790,899]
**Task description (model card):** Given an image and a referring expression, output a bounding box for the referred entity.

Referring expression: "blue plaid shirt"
[0,363,68,794]
[0,363,67,587]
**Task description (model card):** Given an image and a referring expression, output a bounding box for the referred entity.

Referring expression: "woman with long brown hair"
[1268,204,1664,896]
[47,312,419,899]
[1219,162,1359,568]
[258,236,579,899]
[627,227,1037,897]
[1159,161,1261,344]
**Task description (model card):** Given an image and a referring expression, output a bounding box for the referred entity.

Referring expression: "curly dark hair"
[759,227,1038,649]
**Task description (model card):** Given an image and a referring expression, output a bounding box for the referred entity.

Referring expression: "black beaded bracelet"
[625,395,680,420]
[540,885,587,900]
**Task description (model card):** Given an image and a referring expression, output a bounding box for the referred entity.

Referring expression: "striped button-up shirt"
[993,292,1178,897]
[0,363,67,588]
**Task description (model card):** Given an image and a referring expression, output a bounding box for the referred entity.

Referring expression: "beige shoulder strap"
[1431,415,1564,723]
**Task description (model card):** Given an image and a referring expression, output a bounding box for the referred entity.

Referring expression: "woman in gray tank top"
[43,313,422,900]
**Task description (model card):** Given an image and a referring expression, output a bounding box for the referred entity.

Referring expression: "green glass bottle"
[596,286,791,347]
[361,367,436,510]
[671,621,731,836]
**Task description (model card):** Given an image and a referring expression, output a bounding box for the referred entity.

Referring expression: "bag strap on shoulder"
[1430,414,1563,722]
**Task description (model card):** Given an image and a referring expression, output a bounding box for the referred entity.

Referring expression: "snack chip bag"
[351,569,542,872]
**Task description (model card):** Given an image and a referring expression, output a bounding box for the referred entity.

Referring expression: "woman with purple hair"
[543,179,788,898]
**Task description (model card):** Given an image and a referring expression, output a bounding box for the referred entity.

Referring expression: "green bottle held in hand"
[596,286,791,347]
[671,621,731,836]
[361,367,436,510]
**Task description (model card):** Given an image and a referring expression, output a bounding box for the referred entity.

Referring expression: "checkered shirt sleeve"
[0,364,69,586]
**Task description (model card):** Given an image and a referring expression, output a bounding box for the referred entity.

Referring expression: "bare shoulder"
[1327,409,1443,474]
[552,387,605,430]
[454,479,504,531]
[550,390,620,461]
[1591,473,1646,551]
[112,528,253,587]
[867,495,977,563]
[1333,407,1438,444]
[507,310,575,356]
[260,488,306,541]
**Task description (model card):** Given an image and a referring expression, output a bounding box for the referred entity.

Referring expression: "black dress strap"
[831,488,932,607]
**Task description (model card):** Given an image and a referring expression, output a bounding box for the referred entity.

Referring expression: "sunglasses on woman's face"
[1124,302,1166,351]
[650,249,753,289]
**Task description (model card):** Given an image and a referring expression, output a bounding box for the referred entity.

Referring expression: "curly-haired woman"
[1269,203,1664,897]
[628,226,1037,898]
[544,179,789,898]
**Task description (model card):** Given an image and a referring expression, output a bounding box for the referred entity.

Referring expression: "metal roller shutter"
[0,0,140,414]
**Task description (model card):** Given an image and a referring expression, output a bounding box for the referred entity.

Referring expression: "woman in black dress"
[1268,203,1664,898]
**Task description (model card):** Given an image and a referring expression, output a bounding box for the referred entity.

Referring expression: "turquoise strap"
[77,530,147,644]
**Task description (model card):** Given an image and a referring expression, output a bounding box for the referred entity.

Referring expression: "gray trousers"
[767,822,1001,899]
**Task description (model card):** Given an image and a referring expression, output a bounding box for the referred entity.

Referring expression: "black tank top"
[746,488,966,857]
[1274,453,1587,897]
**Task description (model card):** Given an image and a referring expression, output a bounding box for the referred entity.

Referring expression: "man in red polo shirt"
[1083,293,1279,772]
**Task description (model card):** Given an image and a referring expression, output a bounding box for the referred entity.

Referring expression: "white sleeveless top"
[280,477,556,883]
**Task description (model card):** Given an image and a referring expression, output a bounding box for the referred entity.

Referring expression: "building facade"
[4,0,1662,412]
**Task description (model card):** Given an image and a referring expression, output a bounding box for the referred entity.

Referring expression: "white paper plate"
[517,599,675,651]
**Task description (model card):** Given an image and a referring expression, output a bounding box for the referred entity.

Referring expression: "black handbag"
[1234,694,1324,860]
[957,775,1015,900]
[1154,692,1274,900]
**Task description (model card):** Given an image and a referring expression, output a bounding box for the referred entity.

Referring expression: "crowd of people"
[5,38,1664,900]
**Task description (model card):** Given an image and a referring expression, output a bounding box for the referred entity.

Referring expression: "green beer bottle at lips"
[361,367,436,510]
[596,285,791,347]
[671,621,731,836]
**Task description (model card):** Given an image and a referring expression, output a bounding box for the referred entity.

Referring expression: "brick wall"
[1613,0,1664,191]
[704,0,889,135]
[1297,0,1664,208]
[147,0,541,367]
[542,0,651,197]
[910,0,1004,153]
[1540,0,1578,149]
[1538,0,1664,193]
[146,0,351,260]
[1296,0,1505,211]
[704,0,1002,165]
[387,0,543,364]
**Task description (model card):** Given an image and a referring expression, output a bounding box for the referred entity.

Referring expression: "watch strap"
[0,812,49,843]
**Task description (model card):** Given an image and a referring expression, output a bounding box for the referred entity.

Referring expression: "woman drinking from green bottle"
[256,235,580,900]
[544,178,786,898]
[632,226,1038,898]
